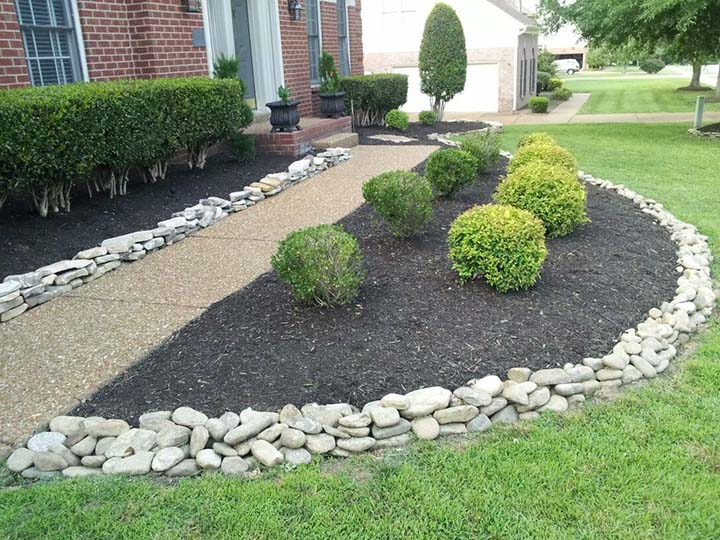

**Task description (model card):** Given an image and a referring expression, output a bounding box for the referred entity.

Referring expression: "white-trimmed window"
[306,0,321,84]
[15,0,82,86]
[336,0,350,76]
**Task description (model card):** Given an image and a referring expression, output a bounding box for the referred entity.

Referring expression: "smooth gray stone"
[7,448,35,472]
[83,418,130,438]
[37,259,92,277]
[221,456,249,474]
[281,447,312,466]
[371,418,412,440]
[171,407,208,428]
[156,425,191,448]
[250,440,283,467]
[466,414,492,433]
[75,247,107,259]
[62,466,103,478]
[104,429,157,458]
[21,467,60,479]
[27,431,66,452]
[304,434,336,454]
[224,418,276,445]
[33,451,68,472]
[336,437,376,453]
[165,459,199,478]
[490,405,519,425]
[0,281,20,296]
[102,451,154,475]
[152,447,185,472]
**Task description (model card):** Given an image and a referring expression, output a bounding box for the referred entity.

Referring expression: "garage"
[393,63,500,113]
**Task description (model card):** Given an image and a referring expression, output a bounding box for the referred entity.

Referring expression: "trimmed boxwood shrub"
[448,204,547,292]
[529,97,550,113]
[553,87,573,101]
[517,132,556,148]
[548,78,563,91]
[271,225,365,307]
[537,71,552,91]
[419,110,438,125]
[385,109,410,131]
[639,57,665,74]
[425,149,478,196]
[507,142,578,174]
[458,131,501,173]
[362,171,433,238]
[0,77,252,216]
[339,74,408,126]
[494,162,588,237]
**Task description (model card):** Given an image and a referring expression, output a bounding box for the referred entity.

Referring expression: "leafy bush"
[339,74,408,126]
[425,149,478,196]
[228,133,256,162]
[538,50,557,77]
[0,77,252,216]
[494,162,588,237]
[319,51,341,93]
[507,142,578,174]
[458,131,501,173]
[553,87,573,101]
[419,110,438,125]
[385,109,410,131]
[529,97,550,113]
[585,48,611,70]
[537,71,552,91]
[271,225,365,307]
[213,53,241,79]
[639,57,666,74]
[517,132,556,148]
[448,204,547,292]
[362,171,433,237]
[548,78,563,91]
[419,2,467,120]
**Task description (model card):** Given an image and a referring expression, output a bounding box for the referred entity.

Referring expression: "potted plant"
[317,52,346,118]
[266,85,301,132]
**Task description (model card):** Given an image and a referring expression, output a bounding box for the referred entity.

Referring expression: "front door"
[231,0,256,109]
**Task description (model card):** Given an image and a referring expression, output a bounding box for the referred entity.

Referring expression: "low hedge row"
[0,77,252,216]
[339,74,408,127]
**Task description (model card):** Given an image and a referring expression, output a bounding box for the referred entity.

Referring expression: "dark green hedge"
[339,74,408,126]
[0,77,253,215]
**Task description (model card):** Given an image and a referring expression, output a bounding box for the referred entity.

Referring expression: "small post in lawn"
[694,96,705,129]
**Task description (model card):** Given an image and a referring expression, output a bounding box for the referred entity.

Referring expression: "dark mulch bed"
[73,158,678,422]
[698,122,720,133]
[0,153,294,278]
[356,121,490,146]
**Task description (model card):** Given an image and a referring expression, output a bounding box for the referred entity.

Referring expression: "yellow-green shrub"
[517,132,556,148]
[507,142,578,174]
[362,171,433,237]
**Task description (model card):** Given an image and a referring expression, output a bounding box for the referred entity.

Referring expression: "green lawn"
[563,78,719,114]
[1,124,719,540]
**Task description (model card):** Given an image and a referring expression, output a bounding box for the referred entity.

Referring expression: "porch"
[246,116,356,156]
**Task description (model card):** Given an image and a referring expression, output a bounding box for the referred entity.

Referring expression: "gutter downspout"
[201,0,214,77]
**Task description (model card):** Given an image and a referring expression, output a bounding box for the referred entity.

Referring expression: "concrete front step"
[314,132,359,150]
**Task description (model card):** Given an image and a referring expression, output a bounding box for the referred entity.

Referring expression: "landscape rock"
[102,451,154,475]
[250,440,283,467]
[411,417,440,440]
[165,459,199,478]
[190,426,210,457]
[337,437,376,453]
[7,448,35,472]
[171,407,208,428]
[401,387,452,419]
[221,456,250,474]
[27,431,67,452]
[305,434,336,454]
[196,449,222,470]
[369,406,401,428]
[33,451,68,472]
[466,414,492,433]
[470,375,504,397]
[282,448,313,466]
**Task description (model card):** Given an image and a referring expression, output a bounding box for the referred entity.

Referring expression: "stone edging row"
[687,127,720,139]
[6,156,715,480]
[0,148,353,325]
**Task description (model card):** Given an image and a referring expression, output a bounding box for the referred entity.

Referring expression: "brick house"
[0,0,364,117]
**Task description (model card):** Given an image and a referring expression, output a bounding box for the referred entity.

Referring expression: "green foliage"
[585,47,611,70]
[448,204,547,291]
[548,78,563,91]
[494,161,588,237]
[418,2,467,119]
[537,71,552,91]
[529,96,550,113]
[538,49,558,76]
[508,142,578,174]
[384,109,410,131]
[0,77,252,216]
[553,86,573,101]
[277,85,292,104]
[424,149,478,196]
[418,110,438,125]
[228,133,256,162]
[213,53,241,79]
[362,171,434,238]
[271,225,365,306]
[339,74,408,126]
[319,51,341,93]
[458,131,501,173]
[517,132,556,148]
[639,57,666,74]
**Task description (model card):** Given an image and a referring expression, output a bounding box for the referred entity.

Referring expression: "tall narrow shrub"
[419,3,467,120]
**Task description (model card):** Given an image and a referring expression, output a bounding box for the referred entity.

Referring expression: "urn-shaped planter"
[266,100,301,132]
[318,91,346,118]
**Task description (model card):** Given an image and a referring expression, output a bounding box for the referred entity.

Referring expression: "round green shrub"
[529,97,550,113]
[494,162,588,237]
[553,87,572,101]
[419,110,438,125]
[362,170,433,238]
[517,132,556,148]
[507,142,578,174]
[639,57,665,74]
[385,109,410,131]
[425,148,478,196]
[448,204,547,292]
[537,71,552,91]
[271,225,365,307]
[548,78,563,91]
[458,131,501,173]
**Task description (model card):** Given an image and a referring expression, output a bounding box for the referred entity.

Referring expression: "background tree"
[419,3,467,120]
[538,49,558,76]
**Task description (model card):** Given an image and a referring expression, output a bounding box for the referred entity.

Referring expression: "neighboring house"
[362,0,539,113]
[0,0,364,116]
[521,0,587,68]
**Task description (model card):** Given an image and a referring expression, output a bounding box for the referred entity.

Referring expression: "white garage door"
[393,63,500,113]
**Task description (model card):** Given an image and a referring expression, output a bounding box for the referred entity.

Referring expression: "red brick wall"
[0,1,30,87]
[348,0,363,76]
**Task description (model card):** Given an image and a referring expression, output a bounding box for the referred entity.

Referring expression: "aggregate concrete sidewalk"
[0,144,436,456]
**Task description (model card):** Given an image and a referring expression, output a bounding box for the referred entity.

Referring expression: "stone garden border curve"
[688,127,720,139]
[6,149,716,480]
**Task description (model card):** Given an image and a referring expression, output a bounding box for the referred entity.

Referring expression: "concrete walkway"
[0,144,436,455]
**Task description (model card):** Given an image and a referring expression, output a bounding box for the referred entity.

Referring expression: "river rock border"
[6,157,715,480]
[688,127,720,139]
[0,148,352,325]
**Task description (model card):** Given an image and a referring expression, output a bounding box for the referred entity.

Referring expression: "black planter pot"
[318,91,346,118]
[266,100,301,133]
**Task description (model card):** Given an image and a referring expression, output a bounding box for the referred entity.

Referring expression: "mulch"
[0,153,295,278]
[698,122,720,133]
[356,121,490,146]
[73,158,678,422]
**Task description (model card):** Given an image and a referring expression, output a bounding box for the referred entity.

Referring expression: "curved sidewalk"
[0,144,436,456]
